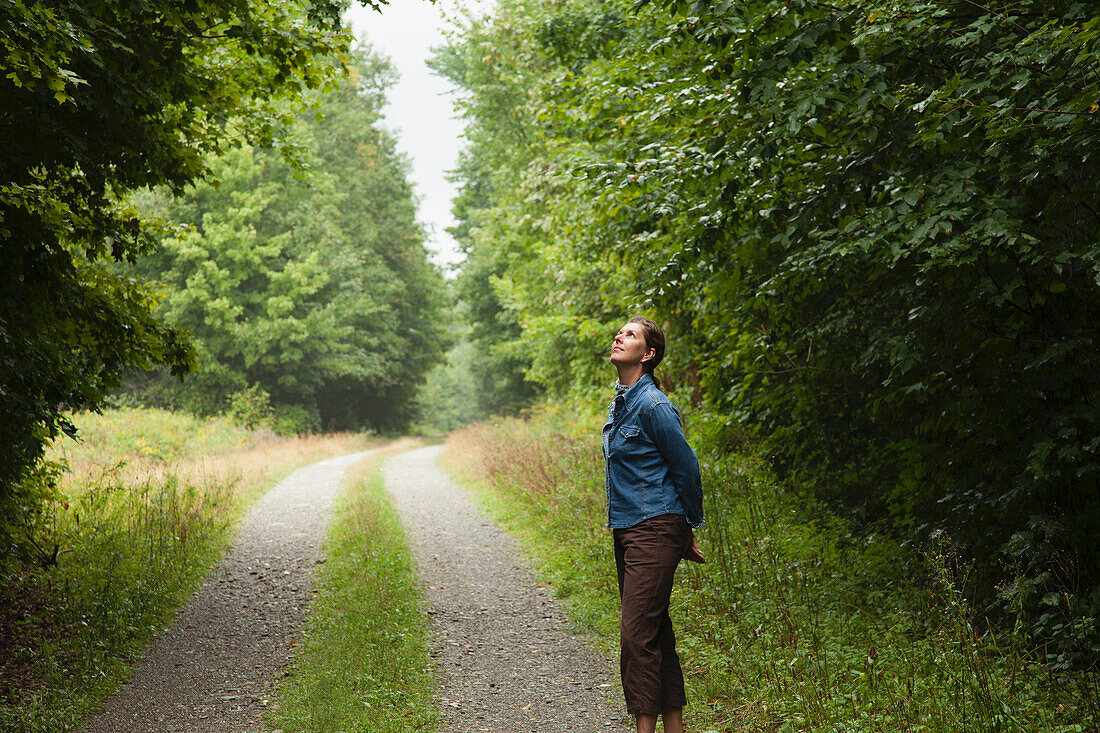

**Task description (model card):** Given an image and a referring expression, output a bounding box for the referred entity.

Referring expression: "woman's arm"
[645,401,705,528]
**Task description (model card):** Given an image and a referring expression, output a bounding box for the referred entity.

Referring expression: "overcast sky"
[344,1,490,273]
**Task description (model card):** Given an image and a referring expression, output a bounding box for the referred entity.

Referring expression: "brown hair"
[628,316,665,390]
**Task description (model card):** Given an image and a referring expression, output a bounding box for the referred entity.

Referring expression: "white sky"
[344,0,490,274]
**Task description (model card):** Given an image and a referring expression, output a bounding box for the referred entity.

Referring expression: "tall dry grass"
[1,408,374,733]
[52,408,368,502]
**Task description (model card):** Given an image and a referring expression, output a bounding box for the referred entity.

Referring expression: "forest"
[2,0,1099,729]
[434,0,1100,676]
[1,0,445,553]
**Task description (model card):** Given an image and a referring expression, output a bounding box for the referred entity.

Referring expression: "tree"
[443,0,1100,662]
[431,5,551,415]
[0,0,374,559]
[130,51,448,432]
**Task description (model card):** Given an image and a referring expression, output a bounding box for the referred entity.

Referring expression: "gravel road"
[80,450,376,733]
[384,444,630,733]
[79,444,628,733]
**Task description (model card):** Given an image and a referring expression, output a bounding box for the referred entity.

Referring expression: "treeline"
[124,51,446,434]
[1,0,444,564]
[438,0,1100,666]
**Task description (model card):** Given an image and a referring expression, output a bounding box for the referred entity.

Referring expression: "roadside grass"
[0,408,372,733]
[442,405,1099,733]
[270,441,437,733]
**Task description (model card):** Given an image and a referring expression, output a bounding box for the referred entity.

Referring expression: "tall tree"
[0,0,374,556]
[431,5,553,415]
[131,51,447,432]
[443,0,1100,662]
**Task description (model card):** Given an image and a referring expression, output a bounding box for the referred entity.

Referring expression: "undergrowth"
[0,408,371,732]
[271,444,437,733]
[442,403,1099,733]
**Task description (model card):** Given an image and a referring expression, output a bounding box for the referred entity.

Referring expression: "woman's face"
[611,321,654,367]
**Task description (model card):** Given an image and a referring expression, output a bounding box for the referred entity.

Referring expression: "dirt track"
[383,444,629,732]
[80,450,375,733]
[79,445,628,732]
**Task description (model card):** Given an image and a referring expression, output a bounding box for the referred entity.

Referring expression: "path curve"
[81,449,376,733]
[384,444,630,732]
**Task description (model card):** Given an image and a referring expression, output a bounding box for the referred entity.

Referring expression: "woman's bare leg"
[662,707,685,733]
[635,709,684,733]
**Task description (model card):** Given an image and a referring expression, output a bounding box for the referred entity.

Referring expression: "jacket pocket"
[611,424,643,458]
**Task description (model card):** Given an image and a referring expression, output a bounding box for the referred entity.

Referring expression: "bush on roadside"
[445,407,1100,732]
[228,384,276,431]
[0,461,64,571]
[272,403,322,436]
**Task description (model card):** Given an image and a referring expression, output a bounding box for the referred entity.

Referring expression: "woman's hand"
[683,536,706,564]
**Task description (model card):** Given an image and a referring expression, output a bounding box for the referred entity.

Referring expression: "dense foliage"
[128,52,447,433]
[449,411,1099,731]
[439,0,1100,665]
[0,0,374,558]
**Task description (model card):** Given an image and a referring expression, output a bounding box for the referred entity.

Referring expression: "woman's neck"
[615,364,646,388]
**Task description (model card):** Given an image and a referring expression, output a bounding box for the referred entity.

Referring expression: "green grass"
[54,407,255,465]
[2,476,233,733]
[442,406,1100,733]
[0,408,371,732]
[270,447,437,733]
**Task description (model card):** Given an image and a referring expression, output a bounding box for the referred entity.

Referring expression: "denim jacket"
[602,374,704,529]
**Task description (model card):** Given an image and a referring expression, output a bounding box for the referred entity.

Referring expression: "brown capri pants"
[613,513,691,716]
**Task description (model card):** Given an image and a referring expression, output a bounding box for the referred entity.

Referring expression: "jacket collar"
[616,373,654,412]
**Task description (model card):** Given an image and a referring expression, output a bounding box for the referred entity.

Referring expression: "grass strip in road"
[271,444,438,733]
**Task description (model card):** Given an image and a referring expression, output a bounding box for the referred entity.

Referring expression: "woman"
[603,316,705,733]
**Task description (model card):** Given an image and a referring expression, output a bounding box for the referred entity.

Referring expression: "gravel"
[80,450,376,733]
[383,444,630,733]
[79,444,629,733]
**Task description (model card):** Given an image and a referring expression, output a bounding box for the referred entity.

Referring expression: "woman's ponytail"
[628,316,665,391]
